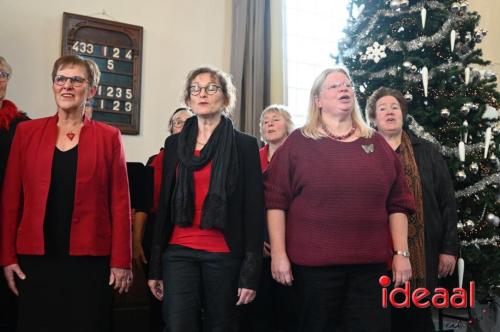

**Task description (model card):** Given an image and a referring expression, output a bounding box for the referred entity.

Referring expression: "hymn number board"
[62,12,143,134]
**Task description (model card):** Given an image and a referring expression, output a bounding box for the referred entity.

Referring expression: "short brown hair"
[365,87,407,126]
[182,66,236,115]
[51,55,101,89]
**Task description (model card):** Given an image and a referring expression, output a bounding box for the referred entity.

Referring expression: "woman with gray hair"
[0,55,29,332]
[239,104,297,331]
[258,104,294,170]
[264,67,415,331]
[366,86,457,332]
[148,66,265,332]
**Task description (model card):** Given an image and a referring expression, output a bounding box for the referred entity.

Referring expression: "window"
[285,0,350,127]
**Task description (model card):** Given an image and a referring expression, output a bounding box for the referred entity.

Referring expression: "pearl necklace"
[321,123,356,141]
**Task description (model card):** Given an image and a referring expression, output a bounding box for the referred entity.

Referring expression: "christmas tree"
[338,0,500,302]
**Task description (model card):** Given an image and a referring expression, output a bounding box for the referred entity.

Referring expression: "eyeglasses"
[53,75,87,87]
[189,84,221,96]
[171,119,186,127]
[324,81,353,90]
[0,71,10,82]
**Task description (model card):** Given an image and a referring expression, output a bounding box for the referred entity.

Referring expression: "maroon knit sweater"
[264,129,415,266]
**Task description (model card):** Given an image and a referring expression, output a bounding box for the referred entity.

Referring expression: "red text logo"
[379,275,475,309]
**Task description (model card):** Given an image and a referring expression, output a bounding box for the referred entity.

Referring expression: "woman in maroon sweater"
[264,67,415,332]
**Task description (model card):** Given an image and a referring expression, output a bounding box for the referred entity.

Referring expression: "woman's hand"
[236,288,256,305]
[438,254,456,278]
[148,279,164,301]
[109,267,133,294]
[3,264,26,296]
[392,255,412,287]
[263,241,271,257]
[133,239,147,265]
[271,252,293,286]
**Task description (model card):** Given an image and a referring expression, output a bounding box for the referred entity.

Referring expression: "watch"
[394,250,410,257]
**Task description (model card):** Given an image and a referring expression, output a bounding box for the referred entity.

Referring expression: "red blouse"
[169,150,229,252]
[149,149,164,213]
[259,144,269,172]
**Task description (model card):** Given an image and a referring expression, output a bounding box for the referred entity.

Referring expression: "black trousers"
[391,297,435,332]
[17,255,111,332]
[293,263,390,332]
[238,258,298,332]
[0,273,17,332]
[162,245,241,332]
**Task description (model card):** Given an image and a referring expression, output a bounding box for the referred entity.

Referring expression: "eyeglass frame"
[189,84,221,96]
[0,71,10,82]
[53,75,88,87]
[323,81,353,91]
[171,119,187,127]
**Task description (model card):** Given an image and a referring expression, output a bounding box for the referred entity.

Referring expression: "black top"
[44,145,78,256]
[149,131,265,290]
[407,131,458,291]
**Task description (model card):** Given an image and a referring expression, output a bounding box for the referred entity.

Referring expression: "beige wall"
[1,0,232,162]
[470,0,500,86]
[270,0,285,104]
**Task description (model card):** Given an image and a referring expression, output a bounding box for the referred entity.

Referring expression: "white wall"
[1,0,232,162]
[470,0,500,87]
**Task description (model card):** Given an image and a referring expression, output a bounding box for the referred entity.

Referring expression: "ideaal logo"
[379,275,475,308]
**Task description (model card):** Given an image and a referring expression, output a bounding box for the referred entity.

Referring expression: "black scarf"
[171,115,239,229]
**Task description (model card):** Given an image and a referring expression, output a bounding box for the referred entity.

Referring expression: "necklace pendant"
[66,132,75,141]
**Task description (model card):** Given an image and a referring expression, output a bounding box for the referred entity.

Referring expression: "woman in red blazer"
[0,55,132,331]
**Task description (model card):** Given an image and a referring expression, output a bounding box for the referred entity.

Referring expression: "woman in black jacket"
[148,66,265,332]
[366,87,458,332]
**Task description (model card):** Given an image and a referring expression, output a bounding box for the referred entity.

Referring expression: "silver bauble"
[469,162,479,174]
[459,1,469,12]
[486,213,500,227]
[360,54,368,64]
[456,170,467,181]
[465,31,472,42]
[460,105,470,116]
[404,92,413,102]
[400,0,409,7]
[441,108,450,118]
[451,2,461,13]
[402,61,412,69]
[390,0,401,9]
[411,65,418,73]
[490,154,498,165]
[484,71,497,80]
[457,222,464,231]
[465,220,475,229]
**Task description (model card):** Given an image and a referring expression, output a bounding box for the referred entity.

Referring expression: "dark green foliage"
[339,0,500,298]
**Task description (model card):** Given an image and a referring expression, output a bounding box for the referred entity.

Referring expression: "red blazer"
[0,114,131,268]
